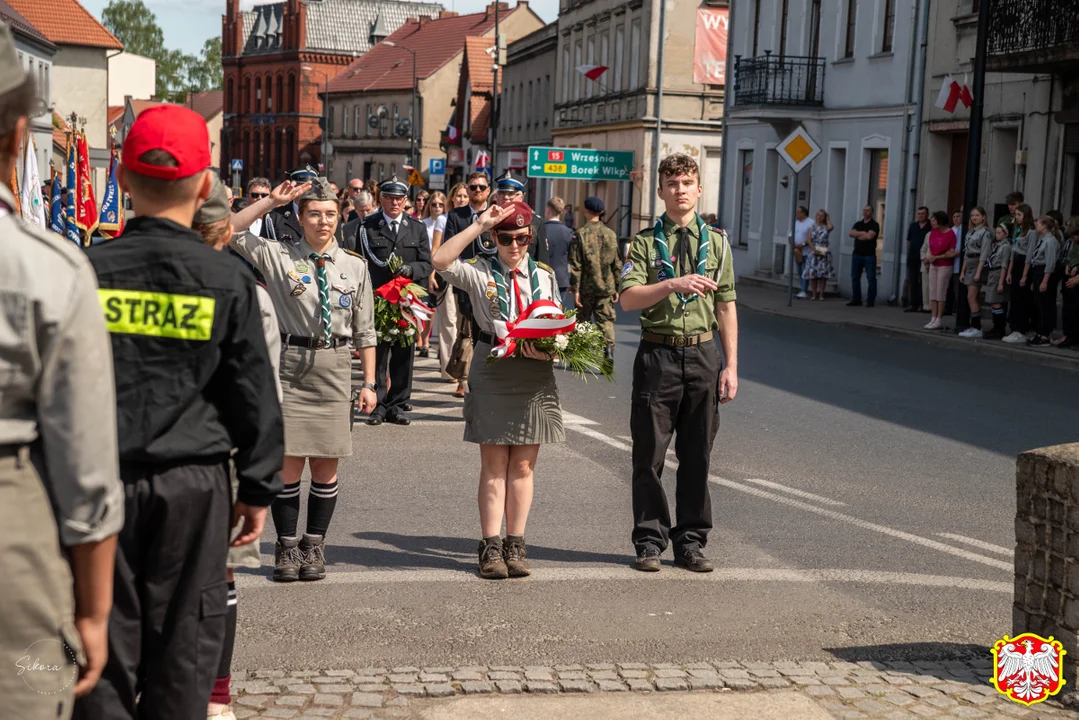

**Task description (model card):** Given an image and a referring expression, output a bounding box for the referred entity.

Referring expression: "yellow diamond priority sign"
[777,126,821,173]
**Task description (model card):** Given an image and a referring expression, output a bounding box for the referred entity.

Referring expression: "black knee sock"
[992,308,1006,332]
[271,482,301,539]
[971,311,982,329]
[306,481,339,538]
[217,581,237,679]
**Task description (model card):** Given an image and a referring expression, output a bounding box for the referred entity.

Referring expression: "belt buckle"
[674,335,686,347]
[316,338,327,349]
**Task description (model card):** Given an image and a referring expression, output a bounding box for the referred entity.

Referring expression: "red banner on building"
[694,7,729,85]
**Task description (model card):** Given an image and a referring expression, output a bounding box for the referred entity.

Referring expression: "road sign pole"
[788,171,799,308]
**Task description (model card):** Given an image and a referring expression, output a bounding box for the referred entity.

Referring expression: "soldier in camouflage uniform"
[569,196,621,355]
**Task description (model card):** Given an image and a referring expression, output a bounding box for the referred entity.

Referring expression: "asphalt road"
[233,308,1079,671]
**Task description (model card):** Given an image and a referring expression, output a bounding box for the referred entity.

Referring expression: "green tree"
[101,0,164,59]
[186,37,223,93]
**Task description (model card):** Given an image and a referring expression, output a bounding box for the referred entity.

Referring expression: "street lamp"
[383,41,418,175]
[302,65,332,173]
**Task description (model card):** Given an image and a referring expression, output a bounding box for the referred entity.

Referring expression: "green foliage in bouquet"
[374,282,429,348]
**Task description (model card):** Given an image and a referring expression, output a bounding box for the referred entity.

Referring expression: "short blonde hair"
[547,197,565,215]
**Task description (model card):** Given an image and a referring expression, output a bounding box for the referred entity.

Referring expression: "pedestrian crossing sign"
[407,168,424,186]
[777,126,821,173]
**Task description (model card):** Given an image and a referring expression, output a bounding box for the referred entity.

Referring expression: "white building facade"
[720,0,925,300]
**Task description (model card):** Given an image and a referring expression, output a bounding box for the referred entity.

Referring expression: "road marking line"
[935,533,1014,557]
[566,425,1011,571]
[235,566,1009,593]
[563,411,599,426]
[733,478,846,507]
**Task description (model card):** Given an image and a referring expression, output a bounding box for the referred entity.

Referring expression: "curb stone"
[233,659,1074,719]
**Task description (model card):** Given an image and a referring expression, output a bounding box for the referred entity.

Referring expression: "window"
[288,73,296,112]
[562,44,571,101]
[226,78,234,113]
[276,76,284,113]
[600,33,609,94]
[255,77,262,113]
[366,104,372,135]
[573,39,582,100]
[267,78,273,112]
[343,103,350,136]
[844,0,857,58]
[881,0,896,52]
[629,19,641,88]
[614,25,624,91]
[779,0,789,57]
[867,148,889,259]
[543,75,550,125]
[585,35,595,98]
[243,78,250,113]
[353,106,360,137]
[738,150,753,247]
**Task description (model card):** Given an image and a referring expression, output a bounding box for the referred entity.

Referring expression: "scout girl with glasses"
[432,201,564,580]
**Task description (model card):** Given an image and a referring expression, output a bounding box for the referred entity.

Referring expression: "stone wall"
[1013,442,1079,694]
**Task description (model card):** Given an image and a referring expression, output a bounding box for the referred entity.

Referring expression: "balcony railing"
[733,54,825,108]
[987,0,1079,72]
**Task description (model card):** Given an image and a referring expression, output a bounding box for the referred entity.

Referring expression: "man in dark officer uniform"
[259,166,316,244]
[619,153,738,575]
[359,176,433,425]
[73,106,285,720]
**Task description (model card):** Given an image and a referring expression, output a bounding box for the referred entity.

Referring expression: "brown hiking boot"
[503,535,531,578]
[478,538,508,579]
[299,533,326,581]
[273,536,302,582]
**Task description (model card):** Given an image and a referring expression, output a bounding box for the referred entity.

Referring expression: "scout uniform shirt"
[439,256,561,335]
[231,231,377,348]
[984,239,1013,287]
[620,215,737,336]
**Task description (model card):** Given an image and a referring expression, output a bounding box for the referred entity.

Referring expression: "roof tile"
[5,0,122,49]
[0,0,56,50]
[185,91,224,121]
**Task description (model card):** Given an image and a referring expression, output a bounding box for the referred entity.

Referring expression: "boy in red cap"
[74,105,284,720]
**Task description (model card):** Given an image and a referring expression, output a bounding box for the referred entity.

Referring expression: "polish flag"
[958,81,973,109]
[575,65,608,81]
[474,150,490,169]
[934,75,962,113]
[445,123,459,141]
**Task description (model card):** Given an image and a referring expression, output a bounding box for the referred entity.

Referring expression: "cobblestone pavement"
[230,659,1078,719]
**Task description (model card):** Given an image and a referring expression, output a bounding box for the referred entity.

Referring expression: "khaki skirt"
[280,344,353,458]
[984,268,1010,304]
[961,257,983,286]
[463,341,565,445]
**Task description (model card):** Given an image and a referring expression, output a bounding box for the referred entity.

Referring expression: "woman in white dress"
[419,191,448,358]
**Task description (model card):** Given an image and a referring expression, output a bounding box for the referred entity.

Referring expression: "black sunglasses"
[468,184,489,192]
[249,192,269,199]
[495,232,531,247]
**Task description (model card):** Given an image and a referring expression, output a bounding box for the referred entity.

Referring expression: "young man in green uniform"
[619,153,739,573]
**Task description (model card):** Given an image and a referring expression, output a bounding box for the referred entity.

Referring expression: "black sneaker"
[503,536,531,578]
[634,547,662,572]
[273,536,302,582]
[478,538,508,579]
[674,547,715,573]
[1027,336,1051,347]
[846,300,863,307]
[298,533,326,581]
[366,415,384,426]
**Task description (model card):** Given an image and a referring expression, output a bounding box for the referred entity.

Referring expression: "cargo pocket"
[196,580,229,691]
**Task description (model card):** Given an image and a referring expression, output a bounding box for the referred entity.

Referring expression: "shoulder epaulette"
[343,248,366,261]
[535,261,554,274]
[467,257,480,264]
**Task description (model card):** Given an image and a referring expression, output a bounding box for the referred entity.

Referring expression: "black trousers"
[906,259,923,309]
[74,461,231,720]
[1063,274,1079,339]
[1031,266,1059,337]
[374,341,415,418]
[630,339,721,553]
[1008,254,1034,334]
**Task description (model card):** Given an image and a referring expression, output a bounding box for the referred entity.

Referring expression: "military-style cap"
[289,166,319,183]
[298,176,337,203]
[584,196,605,214]
[494,170,525,194]
[493,201,533,231]
[0,24,30,97]
[193,176,231,225]
[379,175,408,197]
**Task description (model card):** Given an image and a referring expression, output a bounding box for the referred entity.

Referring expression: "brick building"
[221,0,440,186]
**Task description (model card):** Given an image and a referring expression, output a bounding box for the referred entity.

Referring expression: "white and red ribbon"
[376,277,434,333]
[491,299,576,359]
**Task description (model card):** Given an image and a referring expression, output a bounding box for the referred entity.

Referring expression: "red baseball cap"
[122,105,210,180]
[493,201,533,231]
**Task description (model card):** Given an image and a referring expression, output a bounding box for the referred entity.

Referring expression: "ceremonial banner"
[64,136,81,246]
[98,148,124,239]
[693,7,729,85]
[20,136,45,228]
[75,132,98,242]
[49,174,64,235]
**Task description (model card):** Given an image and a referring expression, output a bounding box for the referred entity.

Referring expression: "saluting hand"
[231,502,267,547]
[667,274,718,297]
[270,180,313,208]
[358,388,377,414]
[476,203,511,231]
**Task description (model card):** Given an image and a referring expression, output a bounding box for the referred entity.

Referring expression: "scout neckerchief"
[489,255,541,321]
[653,212,709,306]
[310,252,333,345]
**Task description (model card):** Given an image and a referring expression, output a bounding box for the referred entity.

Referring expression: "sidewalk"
[736,283,1079,373]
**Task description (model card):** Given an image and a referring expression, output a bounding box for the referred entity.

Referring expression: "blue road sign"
[429,158,445,175]
[231,159,243,172]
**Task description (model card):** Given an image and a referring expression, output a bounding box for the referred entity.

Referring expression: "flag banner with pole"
[48,172,63,235]
[445,123,459,142]
[693,7,729,85]
[575,65,609,81]
[20,135,45,228]
[75,131,98,244]
[935,75,961,113]
[64,133,81,246]
[98,147,124,239]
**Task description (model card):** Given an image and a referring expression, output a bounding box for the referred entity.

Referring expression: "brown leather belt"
[641,331,713,347]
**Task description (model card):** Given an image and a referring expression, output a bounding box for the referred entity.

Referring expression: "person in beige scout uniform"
[434,201,564,580]
[0,23,124,717]
[230,178,378,583]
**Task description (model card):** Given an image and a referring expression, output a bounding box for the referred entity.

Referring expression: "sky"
[79,0,558,56]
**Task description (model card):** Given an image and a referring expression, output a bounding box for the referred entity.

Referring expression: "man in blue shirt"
[544,196,574,308]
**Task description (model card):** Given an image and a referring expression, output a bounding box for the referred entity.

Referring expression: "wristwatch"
[363,382,377,391]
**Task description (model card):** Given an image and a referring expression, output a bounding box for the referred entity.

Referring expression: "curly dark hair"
[657,153,700,182]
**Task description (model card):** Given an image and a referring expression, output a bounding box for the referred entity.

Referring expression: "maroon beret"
[493,201,533,231]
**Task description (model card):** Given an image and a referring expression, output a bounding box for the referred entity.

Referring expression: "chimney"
[296,0,308,51]
[439,10,459,18]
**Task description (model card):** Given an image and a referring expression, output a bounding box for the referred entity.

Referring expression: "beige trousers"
[435,290,459,381]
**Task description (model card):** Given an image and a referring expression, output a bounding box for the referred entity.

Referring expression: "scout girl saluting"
[230,178,379,582]
[432,201,564,580]
[981,225,1013,339]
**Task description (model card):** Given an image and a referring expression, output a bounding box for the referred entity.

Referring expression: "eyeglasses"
[304,212,339,223]
[468,184,489,192]
[495,232,531,247]
[250,192,269,199]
